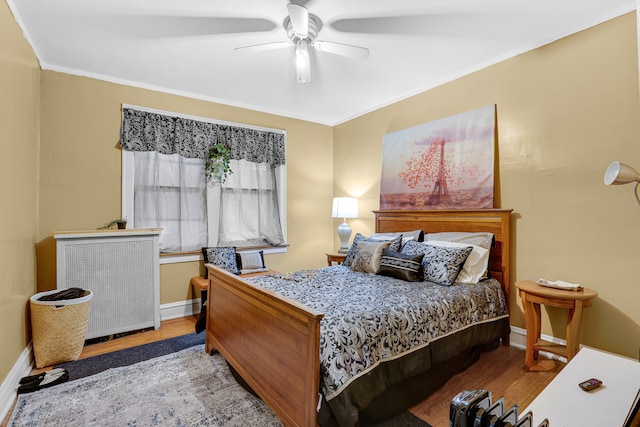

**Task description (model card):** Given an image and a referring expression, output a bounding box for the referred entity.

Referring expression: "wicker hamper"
[30,289,93,368]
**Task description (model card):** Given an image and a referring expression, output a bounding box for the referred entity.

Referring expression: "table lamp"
[332,197,359,253]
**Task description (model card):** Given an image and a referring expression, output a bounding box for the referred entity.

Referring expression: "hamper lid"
[31,289,93,305]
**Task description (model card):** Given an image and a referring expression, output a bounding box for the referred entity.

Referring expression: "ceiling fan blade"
[330,16,429,35]
[109,16,276,38]
[234,41,292,54]
[329,14,483,37]
[287,3,309,38]
[312,41,370,60]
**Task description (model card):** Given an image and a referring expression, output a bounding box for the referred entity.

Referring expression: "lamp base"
[337,222,352,254]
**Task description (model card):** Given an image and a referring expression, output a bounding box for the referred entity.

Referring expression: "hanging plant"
[205,143,232,184]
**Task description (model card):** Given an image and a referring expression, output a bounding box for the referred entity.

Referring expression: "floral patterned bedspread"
[247,265,508,401]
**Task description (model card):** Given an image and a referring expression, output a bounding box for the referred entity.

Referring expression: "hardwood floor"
[3,316,563,427]
[73,316,198,361]
[410,345,564,426]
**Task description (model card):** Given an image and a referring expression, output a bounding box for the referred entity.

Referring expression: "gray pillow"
[351,240,392,274]
[236,250,269,274]
[342,233,403,267]
[401,241,472,285]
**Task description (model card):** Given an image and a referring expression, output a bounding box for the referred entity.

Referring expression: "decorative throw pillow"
[401,241,472,286]
[377,248,424,282]
[351,240,392,274]
[236,250,268,274]
[427,240,490,283]
[343,233,403,267]
[202,246,240,276]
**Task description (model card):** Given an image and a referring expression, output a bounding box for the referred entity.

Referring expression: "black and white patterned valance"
[120,107,285,167]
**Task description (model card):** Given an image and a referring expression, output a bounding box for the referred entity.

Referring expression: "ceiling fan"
[234,3,370,84]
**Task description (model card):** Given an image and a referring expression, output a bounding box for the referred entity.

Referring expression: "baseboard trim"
[0,344,33,423]
[509,325,568,363]
[159,298,201,321]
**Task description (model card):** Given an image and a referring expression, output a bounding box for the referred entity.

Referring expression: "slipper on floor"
[17,369,69,394]
[19,367,66,385]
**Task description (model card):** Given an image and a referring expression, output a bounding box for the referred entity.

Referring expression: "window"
[211,159,285,247]
[129,151,208,252]
[120,105,287,263]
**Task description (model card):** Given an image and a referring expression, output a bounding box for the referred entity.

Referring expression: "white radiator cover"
[54,229,161,339]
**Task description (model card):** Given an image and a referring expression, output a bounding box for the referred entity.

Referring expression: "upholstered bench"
[191,269,279,306]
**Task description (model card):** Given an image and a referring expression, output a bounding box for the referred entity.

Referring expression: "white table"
[523,346,640,426]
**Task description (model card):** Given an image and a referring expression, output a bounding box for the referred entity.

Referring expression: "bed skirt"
[320,316,510,426]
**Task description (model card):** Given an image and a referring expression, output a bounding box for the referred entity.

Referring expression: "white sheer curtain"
[213,159,284,246]
[121,105,286,252]
[133,151,208,252]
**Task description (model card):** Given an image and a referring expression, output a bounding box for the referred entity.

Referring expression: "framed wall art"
[380,104,496,210]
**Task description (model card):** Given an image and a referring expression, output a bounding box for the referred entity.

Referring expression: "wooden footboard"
[205,265,324,427]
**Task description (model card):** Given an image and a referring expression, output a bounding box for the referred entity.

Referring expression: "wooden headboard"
[374,209,512,306]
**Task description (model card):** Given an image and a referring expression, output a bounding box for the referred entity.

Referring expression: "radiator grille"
[56,232,159,339]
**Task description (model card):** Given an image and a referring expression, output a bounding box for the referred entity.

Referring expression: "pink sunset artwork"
[380,105,495,210]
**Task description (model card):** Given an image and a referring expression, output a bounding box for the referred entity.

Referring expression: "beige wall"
[37,72,335,304]
[334,13,640,359]
[0,0,40,382]
[3,4,640,386]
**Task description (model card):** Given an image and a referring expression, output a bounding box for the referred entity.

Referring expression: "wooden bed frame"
[205,209,512,427]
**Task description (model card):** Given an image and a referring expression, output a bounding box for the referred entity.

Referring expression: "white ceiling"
[8,0,636,126]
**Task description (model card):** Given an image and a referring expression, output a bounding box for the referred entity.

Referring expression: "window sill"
[159,245,288,265]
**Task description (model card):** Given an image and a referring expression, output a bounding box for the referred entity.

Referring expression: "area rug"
[10,335,431,426]
[56,332,205,380]
[10,345,282,426]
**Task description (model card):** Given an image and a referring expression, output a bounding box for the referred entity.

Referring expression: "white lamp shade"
[332,197,359,219]
[604,161,640,185]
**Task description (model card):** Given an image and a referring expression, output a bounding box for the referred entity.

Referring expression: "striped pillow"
[376,248,424,282]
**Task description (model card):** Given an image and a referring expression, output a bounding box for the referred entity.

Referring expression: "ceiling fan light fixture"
[295,40,310,84]
[235,3,367,85]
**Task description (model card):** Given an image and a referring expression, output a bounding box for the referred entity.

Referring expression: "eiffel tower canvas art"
[380,105,495,210]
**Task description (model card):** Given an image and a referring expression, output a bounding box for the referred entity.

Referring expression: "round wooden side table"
[515,280,598,371]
